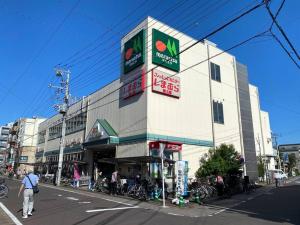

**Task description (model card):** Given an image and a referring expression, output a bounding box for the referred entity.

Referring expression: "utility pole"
[49,68,70,186]
[272,133,281,170]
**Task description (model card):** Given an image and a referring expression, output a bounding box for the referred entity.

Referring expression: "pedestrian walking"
[17,170,39,219]
[215,174,224,196]
[73,163,80,188]
[110,169,118,196]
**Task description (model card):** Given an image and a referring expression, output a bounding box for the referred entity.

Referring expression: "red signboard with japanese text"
[149,141,182,152]
[152,69,180,98]
[121,69,146,99]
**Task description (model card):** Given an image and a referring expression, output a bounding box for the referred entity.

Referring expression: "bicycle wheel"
[0,184,9,199]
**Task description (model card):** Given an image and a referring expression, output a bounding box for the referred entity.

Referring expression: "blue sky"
[0,0,299,144]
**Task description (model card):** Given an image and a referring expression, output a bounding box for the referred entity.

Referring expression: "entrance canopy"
[83,119,118,147]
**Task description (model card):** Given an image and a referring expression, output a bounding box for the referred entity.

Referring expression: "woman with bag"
[18,170,39,219]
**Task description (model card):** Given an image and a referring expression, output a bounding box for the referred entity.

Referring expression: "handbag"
[26,175,39,194]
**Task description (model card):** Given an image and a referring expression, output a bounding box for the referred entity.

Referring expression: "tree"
[257,156,265,178]
[195,144,242,178]
[288,153,296,172]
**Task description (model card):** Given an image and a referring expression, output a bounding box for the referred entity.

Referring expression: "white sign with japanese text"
[152,69,180,98]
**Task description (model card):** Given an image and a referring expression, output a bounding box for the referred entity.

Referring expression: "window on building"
[38,130,46,144]
[66,112,87,135]
[48,124,62,140]
[210,62,221,82]
[213,101,224,124]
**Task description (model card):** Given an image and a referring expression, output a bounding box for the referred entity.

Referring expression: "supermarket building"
[36,17,271,181]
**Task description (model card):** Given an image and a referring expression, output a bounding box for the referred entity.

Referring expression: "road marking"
[0,202,23,225]
[167,213,184,217]
[102,198,133,206]
[86,206,139,213]
[66,197,79,201]
[39,183,133,206]
[213,209,227,215]
[78,202,91,204]
[58,194,62,197]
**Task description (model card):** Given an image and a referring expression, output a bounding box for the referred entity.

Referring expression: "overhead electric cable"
[270,31,300,69]
[266,3,300,60]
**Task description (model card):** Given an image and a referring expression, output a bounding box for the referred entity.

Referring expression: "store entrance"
[93,147,116,178]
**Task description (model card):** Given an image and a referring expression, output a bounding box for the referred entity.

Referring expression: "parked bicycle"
[93,177,110,193]
[0,178,9,199]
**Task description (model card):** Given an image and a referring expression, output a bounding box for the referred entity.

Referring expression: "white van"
[268,169,288,180]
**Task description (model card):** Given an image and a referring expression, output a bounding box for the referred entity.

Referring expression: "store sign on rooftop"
[124,29,145,74]
[152,29,180,72]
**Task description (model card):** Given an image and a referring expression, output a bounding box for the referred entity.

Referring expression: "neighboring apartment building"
[8,117,46,172]
[0,124,12,164]
[249,85,276,171]
[36,17,271,182]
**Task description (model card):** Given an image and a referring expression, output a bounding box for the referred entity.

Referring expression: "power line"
[71,0,233,88]
[18,0,202,121]
[2,0,81,112]
[270,31,300,69]
[69,0,208,81]
[266,2,300,60]
[71,0,257,90]
[58,0,153,67]
[270,0,286,30]
[8,1,269,144]
[17,28,270,145]
[72,1,265,112]
[75,31,269,121]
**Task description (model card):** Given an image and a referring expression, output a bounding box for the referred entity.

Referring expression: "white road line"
[0,202,23,225]
[167,213,185,217]
[78,202,91,204]
[39,184,133,206]
[102,198,133,206]
[86,206,139,213]
[58,194,62,197]
[66,197,79,201]
[213,209,227,215]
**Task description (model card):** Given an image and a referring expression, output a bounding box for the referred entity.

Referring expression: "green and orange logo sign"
[124,29,145,74]
[152,29,180,72]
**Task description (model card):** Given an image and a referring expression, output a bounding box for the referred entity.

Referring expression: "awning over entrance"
[83,119,118,147]
[97,156,176,165]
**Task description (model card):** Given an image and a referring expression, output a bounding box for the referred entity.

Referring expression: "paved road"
[1,177,300,225]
